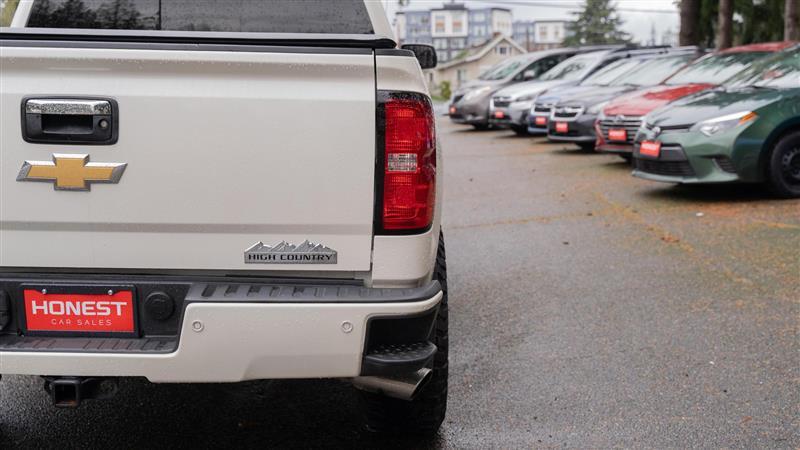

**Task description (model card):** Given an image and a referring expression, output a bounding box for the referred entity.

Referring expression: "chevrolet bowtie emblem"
[17,154,127,191]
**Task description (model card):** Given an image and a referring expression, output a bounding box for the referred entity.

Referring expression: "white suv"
[0,0,447,434]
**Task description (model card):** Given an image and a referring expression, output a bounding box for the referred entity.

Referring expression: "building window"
[539,26,549,40]
[554,27,561,39]
[457,69,468,85]
[496,46,508,55]
[453,20,463,34]
[434,15,445,33]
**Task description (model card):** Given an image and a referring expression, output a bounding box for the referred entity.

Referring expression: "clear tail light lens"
[380,92,436,232]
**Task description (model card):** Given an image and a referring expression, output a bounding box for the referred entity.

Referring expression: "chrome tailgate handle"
[25,99,112,115]
[22,97,118,145]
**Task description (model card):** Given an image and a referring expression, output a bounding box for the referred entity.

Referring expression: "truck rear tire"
[360,232,449,435]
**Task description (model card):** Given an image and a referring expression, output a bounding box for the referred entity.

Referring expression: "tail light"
[377,91,436,233]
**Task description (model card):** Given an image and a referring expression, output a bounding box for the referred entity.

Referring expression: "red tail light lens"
[381,93,436,231]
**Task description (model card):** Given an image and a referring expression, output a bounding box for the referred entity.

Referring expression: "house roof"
[437,34,527,70]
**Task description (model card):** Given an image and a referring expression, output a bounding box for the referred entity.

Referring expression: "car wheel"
[578,142,596,152]
[471,123,490,130]
[619,154,633,163]
[766,131,800,199]
[510,125,528,136]
[360,232,449,436]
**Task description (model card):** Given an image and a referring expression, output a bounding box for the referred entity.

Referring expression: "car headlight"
[587,101,609,115]
[463,86,492,101]
[693,111,758,136]
[516,94,537,102]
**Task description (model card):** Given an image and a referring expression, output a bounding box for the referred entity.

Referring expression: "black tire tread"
[766,130,800,199]
[360,232,449,435]
[510,125,528,136]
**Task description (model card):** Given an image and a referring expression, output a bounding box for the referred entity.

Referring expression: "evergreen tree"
[563,0,631,46]
[96,0,145,30]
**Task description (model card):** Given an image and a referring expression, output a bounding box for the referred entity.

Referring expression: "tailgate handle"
[22,98,118,145]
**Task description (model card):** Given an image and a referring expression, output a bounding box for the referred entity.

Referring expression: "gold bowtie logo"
[17,154,127,191]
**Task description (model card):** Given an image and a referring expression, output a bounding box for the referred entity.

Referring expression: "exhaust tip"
[352,368,433,401]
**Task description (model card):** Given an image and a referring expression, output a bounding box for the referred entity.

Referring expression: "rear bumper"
[0,275,442,383]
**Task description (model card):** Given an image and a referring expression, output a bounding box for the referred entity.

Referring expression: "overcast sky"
[382,0,680,44]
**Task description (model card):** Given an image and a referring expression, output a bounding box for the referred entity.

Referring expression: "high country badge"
[245,240,337,264]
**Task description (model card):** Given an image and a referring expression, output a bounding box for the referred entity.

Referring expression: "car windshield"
[479,59,524,81]
[580,58,644,86]
[539,52,603,81]
[613,54,695,86]
[724,49,800,89]
[664,51,769,85]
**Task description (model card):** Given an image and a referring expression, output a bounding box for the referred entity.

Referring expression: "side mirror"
[401,44,438,69]
[523,70,537,81]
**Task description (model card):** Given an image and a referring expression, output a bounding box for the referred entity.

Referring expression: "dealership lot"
[1,119,798,448]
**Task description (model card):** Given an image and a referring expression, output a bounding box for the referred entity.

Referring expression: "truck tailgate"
[0,46,376,272]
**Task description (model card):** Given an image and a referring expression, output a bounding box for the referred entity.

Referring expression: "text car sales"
[30,299,127,317]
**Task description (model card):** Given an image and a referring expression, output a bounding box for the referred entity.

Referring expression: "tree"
[679,0,700,45]
[716,0,733,49]
[563,0,631,46]
[787,0,799,40]
[96,0,144,30]
[679,0,788,48]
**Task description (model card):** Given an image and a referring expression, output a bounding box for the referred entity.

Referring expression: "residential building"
[395,5,570,60]
[467,7,513,46]
[395,10,431,45]
[395,3,512,63]
[512,20,537,51]
[431,34,526,90]
[532,20,567,50]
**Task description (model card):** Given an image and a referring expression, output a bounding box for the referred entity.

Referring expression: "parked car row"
[448,42,800,198]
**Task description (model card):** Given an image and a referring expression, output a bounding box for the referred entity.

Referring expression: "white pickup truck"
[0,0,447,434]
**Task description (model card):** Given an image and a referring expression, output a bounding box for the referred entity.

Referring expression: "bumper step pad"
[0,335,177,353]
[362,341,437,376]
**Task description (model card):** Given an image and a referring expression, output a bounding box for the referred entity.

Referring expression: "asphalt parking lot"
[1,118,798,449]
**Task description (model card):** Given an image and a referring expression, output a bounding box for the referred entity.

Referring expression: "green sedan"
[632,45,800,198]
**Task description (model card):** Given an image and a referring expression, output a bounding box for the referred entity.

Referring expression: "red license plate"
[640,140,662,158]
[494,110,505,119]
[555,122,569,133]
[608,128,627,141]
[24,288,136,334]
[535,116,547,126]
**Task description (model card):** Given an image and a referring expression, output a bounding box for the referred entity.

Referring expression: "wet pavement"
[2,119,799,448]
